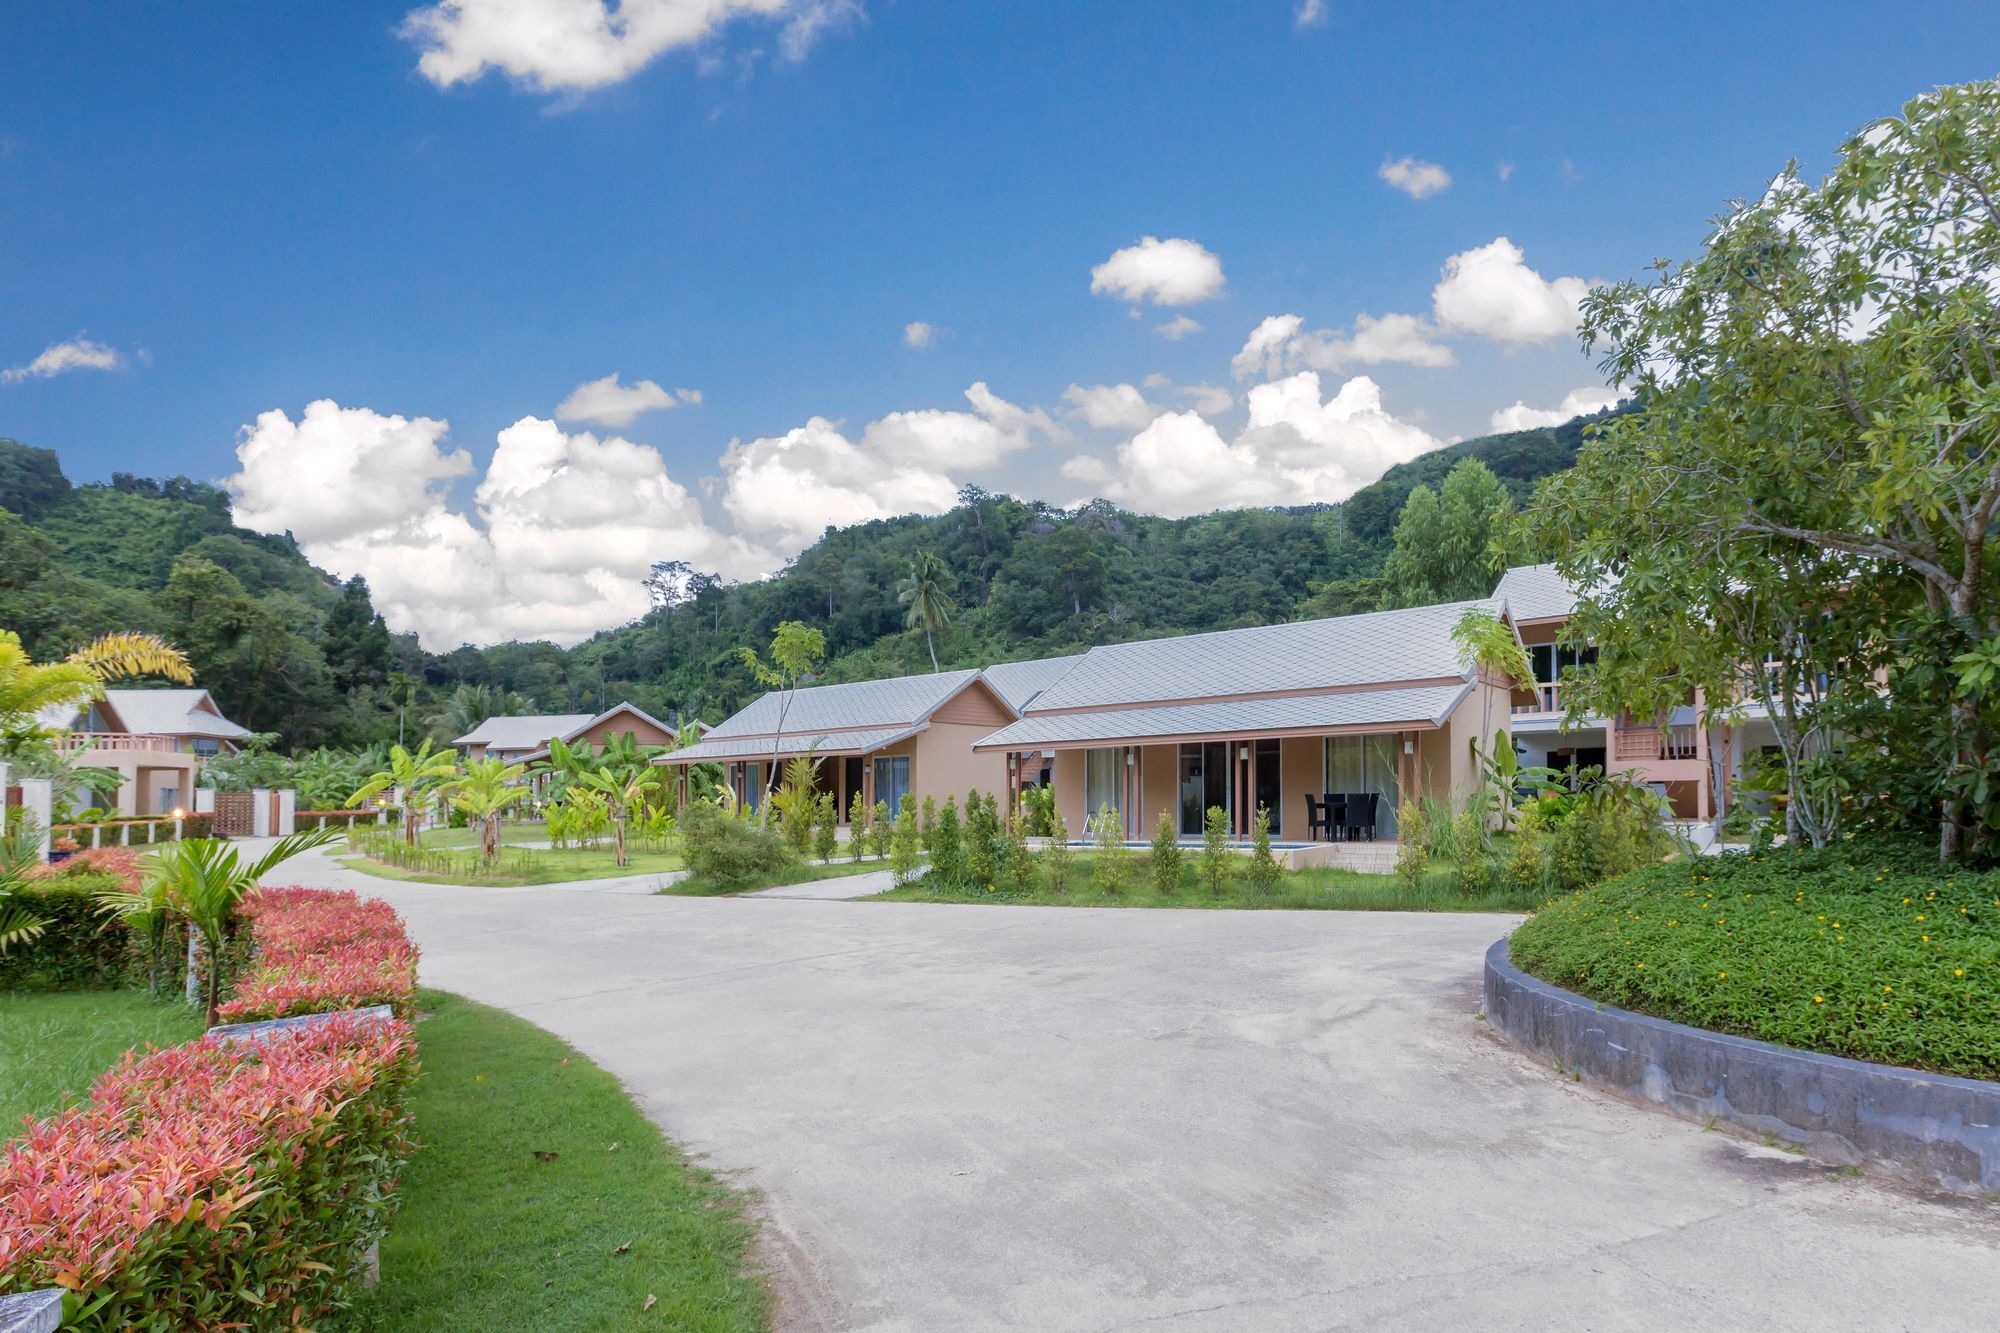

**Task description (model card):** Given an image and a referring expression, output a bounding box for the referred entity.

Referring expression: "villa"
[46,688,252,816]
[452,701,682,766]
[654,669,1018,818]
[1498,562,1775,821]
[971,601,1514,844]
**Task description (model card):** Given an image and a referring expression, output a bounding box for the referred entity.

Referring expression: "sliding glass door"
[1085,748,1124,829]
[1323,735,1401,838]
[872,755,910,813]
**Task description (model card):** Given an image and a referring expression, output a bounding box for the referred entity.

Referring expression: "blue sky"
[4,2,1997,647]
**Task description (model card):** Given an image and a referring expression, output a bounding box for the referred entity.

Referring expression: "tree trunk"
[926,629,938,674]
[615,813,627,868]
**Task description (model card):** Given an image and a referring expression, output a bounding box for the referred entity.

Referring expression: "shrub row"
[214,887,420,1023]
[1507,846,2000,1080]
[0,1012,418,1328]
[0,852,156,994]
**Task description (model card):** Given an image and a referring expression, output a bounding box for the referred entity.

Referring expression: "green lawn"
[0,990,205,1131]
[339,827,686,887]
[350,990,767,1333]
[868,853,1538,912]
[665,855,891,897]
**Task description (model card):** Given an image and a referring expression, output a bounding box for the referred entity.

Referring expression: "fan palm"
[348,739,462,846]
[452,757,529,863]
[146,830,341,1023]
[896,552,957,673]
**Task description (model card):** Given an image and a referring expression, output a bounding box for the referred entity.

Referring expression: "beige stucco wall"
[910,721,1012,807]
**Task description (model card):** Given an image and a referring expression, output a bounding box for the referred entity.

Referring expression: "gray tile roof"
[981,654,1086,711]
[97,690,251,740]
[1023,599,1493,713]
[705,668,988,739]
[658,723,929,765]
[1493,564,1581,622]
[973,682,1474,750]
[453,713,595,750]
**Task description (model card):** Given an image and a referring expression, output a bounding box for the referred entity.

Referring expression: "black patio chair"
[1342,793,1380,842]
[1303,794,1334,842]
[1322,793,1349,842]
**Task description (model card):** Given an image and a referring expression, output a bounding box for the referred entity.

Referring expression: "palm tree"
[452,757,528,864]
[347,739,462,846]
[146,830,341,1023]
[1,629,194,751]
[572,767,664,867]
[897,552,957,673]
[0,818,48,955]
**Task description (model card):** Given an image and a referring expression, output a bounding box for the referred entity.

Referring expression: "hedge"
[1507,845,2000,1080]
[0,1012,417,1328]
[1,853,159,994]
[215,887,419,1023]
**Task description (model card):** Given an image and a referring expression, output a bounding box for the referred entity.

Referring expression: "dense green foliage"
[0,871,138,991]
[1508,846,2000,1079]
[1,406,1607,752]
[675,802,796,889]
[350,990,767,1333]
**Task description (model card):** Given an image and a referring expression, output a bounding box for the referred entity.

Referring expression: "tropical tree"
[1383,460,1513,607]
[1451,607,1532,748]
[737,621,826,826]
[347,739,462,846]
[897,551,957,672]
[571,766,664,868]
[0,817,47,954]
[452,757,529,863]
[146,830,341,1023]
[1534,78,2000,860]
[0,628,195,752]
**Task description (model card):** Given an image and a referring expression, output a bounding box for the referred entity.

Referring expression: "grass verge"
[350,989,767,1333]
[664,857,890,897]
[0,990,204,1129]
[868,853,1537,912]
[337,843,686,888]
[1508,845,2000,1079]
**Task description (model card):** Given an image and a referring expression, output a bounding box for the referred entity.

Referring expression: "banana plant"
[451,757,529,864]
[571,767,664,868]
[347,739,462,846]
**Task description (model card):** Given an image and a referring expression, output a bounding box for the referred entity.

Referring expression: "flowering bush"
[215,887,418,1023]
[0,1012,416,1327]
[1509,845,2000,1079]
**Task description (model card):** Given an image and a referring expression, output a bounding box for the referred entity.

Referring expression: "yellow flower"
[1717,972,1727,979]
[1955,968,1966,977]
[1813,996,1824,1003]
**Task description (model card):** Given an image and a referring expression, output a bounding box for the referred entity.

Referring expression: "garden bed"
[1506,846,1999,1081]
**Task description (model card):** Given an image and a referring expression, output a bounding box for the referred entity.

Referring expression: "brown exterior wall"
[930,681,1015,728]
[572,708,676,750]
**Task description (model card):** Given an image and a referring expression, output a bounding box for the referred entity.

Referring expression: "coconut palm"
[146,830,341,1023]
[452,757,529,864]
[897,552,957,673]
[347,739,462,846]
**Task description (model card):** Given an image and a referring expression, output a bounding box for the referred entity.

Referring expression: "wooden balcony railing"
[1511,683,1561,714]
[1612,724,1700,763]
[51,732,184,754]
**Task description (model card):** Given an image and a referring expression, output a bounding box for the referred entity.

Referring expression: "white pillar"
[250,788,272,837]
[18,778,53,861]
[276,788,296,836]
[193,787,216,815]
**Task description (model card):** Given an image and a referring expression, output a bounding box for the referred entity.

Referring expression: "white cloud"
[1090,236,1226,306]
[1175,382,1234,415]
[1496,160,1515,183]
[1062,382,1161,434]
[1488,386,1624,433]
[1059,454,1112,485]
[1431,236,1592,347]
[1155,314,1203,340]
[858,382,1056,470]
[1378,156,1451,200]
[675,386,702,405]
[720,416,959,553]
[1,337,123,384]
[555,373,684,428]
[401,0,836,94]
[1294,0,1327,28]
[227,401,758,649]
[1098,372,1437,518]
[903,320,935,349]
[1230,310,1453,381]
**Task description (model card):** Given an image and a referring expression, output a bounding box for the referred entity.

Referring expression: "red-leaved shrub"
[214,887,419,1023]
[23,847,144,893]
[0,1013,417,1327]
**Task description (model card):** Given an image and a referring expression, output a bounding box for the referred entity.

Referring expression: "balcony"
[1511,683,1561,715]
[51,732,184,755]
[1613,724,1701,764]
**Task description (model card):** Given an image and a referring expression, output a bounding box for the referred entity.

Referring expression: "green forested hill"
[0,403,1619,749]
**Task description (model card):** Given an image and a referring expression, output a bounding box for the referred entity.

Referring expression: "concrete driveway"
[281,853,2000,1331]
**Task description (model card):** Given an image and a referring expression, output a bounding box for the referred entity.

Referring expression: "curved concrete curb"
[1483,938,2000,1196]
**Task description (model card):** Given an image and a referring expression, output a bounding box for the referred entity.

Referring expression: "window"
[1085,748,1124,828]
[1253,738,1282,835]
[1177,742,1229,836]
[191,738,220,758]
[872,755,911,813]
[1323,735,1402,838]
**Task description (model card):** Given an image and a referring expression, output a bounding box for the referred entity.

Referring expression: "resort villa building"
[971,601,1518,844]
[46,688,252,816]
[452,702,682,767]
[1497,562,1778,821]
[654,669,1018,819]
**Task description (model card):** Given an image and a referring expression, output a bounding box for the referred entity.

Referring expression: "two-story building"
[47,688,252,816]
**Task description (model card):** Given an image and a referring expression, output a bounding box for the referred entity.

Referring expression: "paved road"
[271,849,2000,1331]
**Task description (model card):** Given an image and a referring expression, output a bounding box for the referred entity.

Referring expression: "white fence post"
[276,788,297,836]
[18,778,52,861]
[250,788,272,838]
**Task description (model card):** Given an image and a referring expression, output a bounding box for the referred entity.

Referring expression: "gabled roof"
[514,702,685,764]
[981,654,1086,712]
[658,723,931,766]
[1492,564,1580,623]
[453,713,595,750]
[973,682,1475,751]
[95,689,251,741]
[703,668,996,740]
[1023,599,1494,714]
